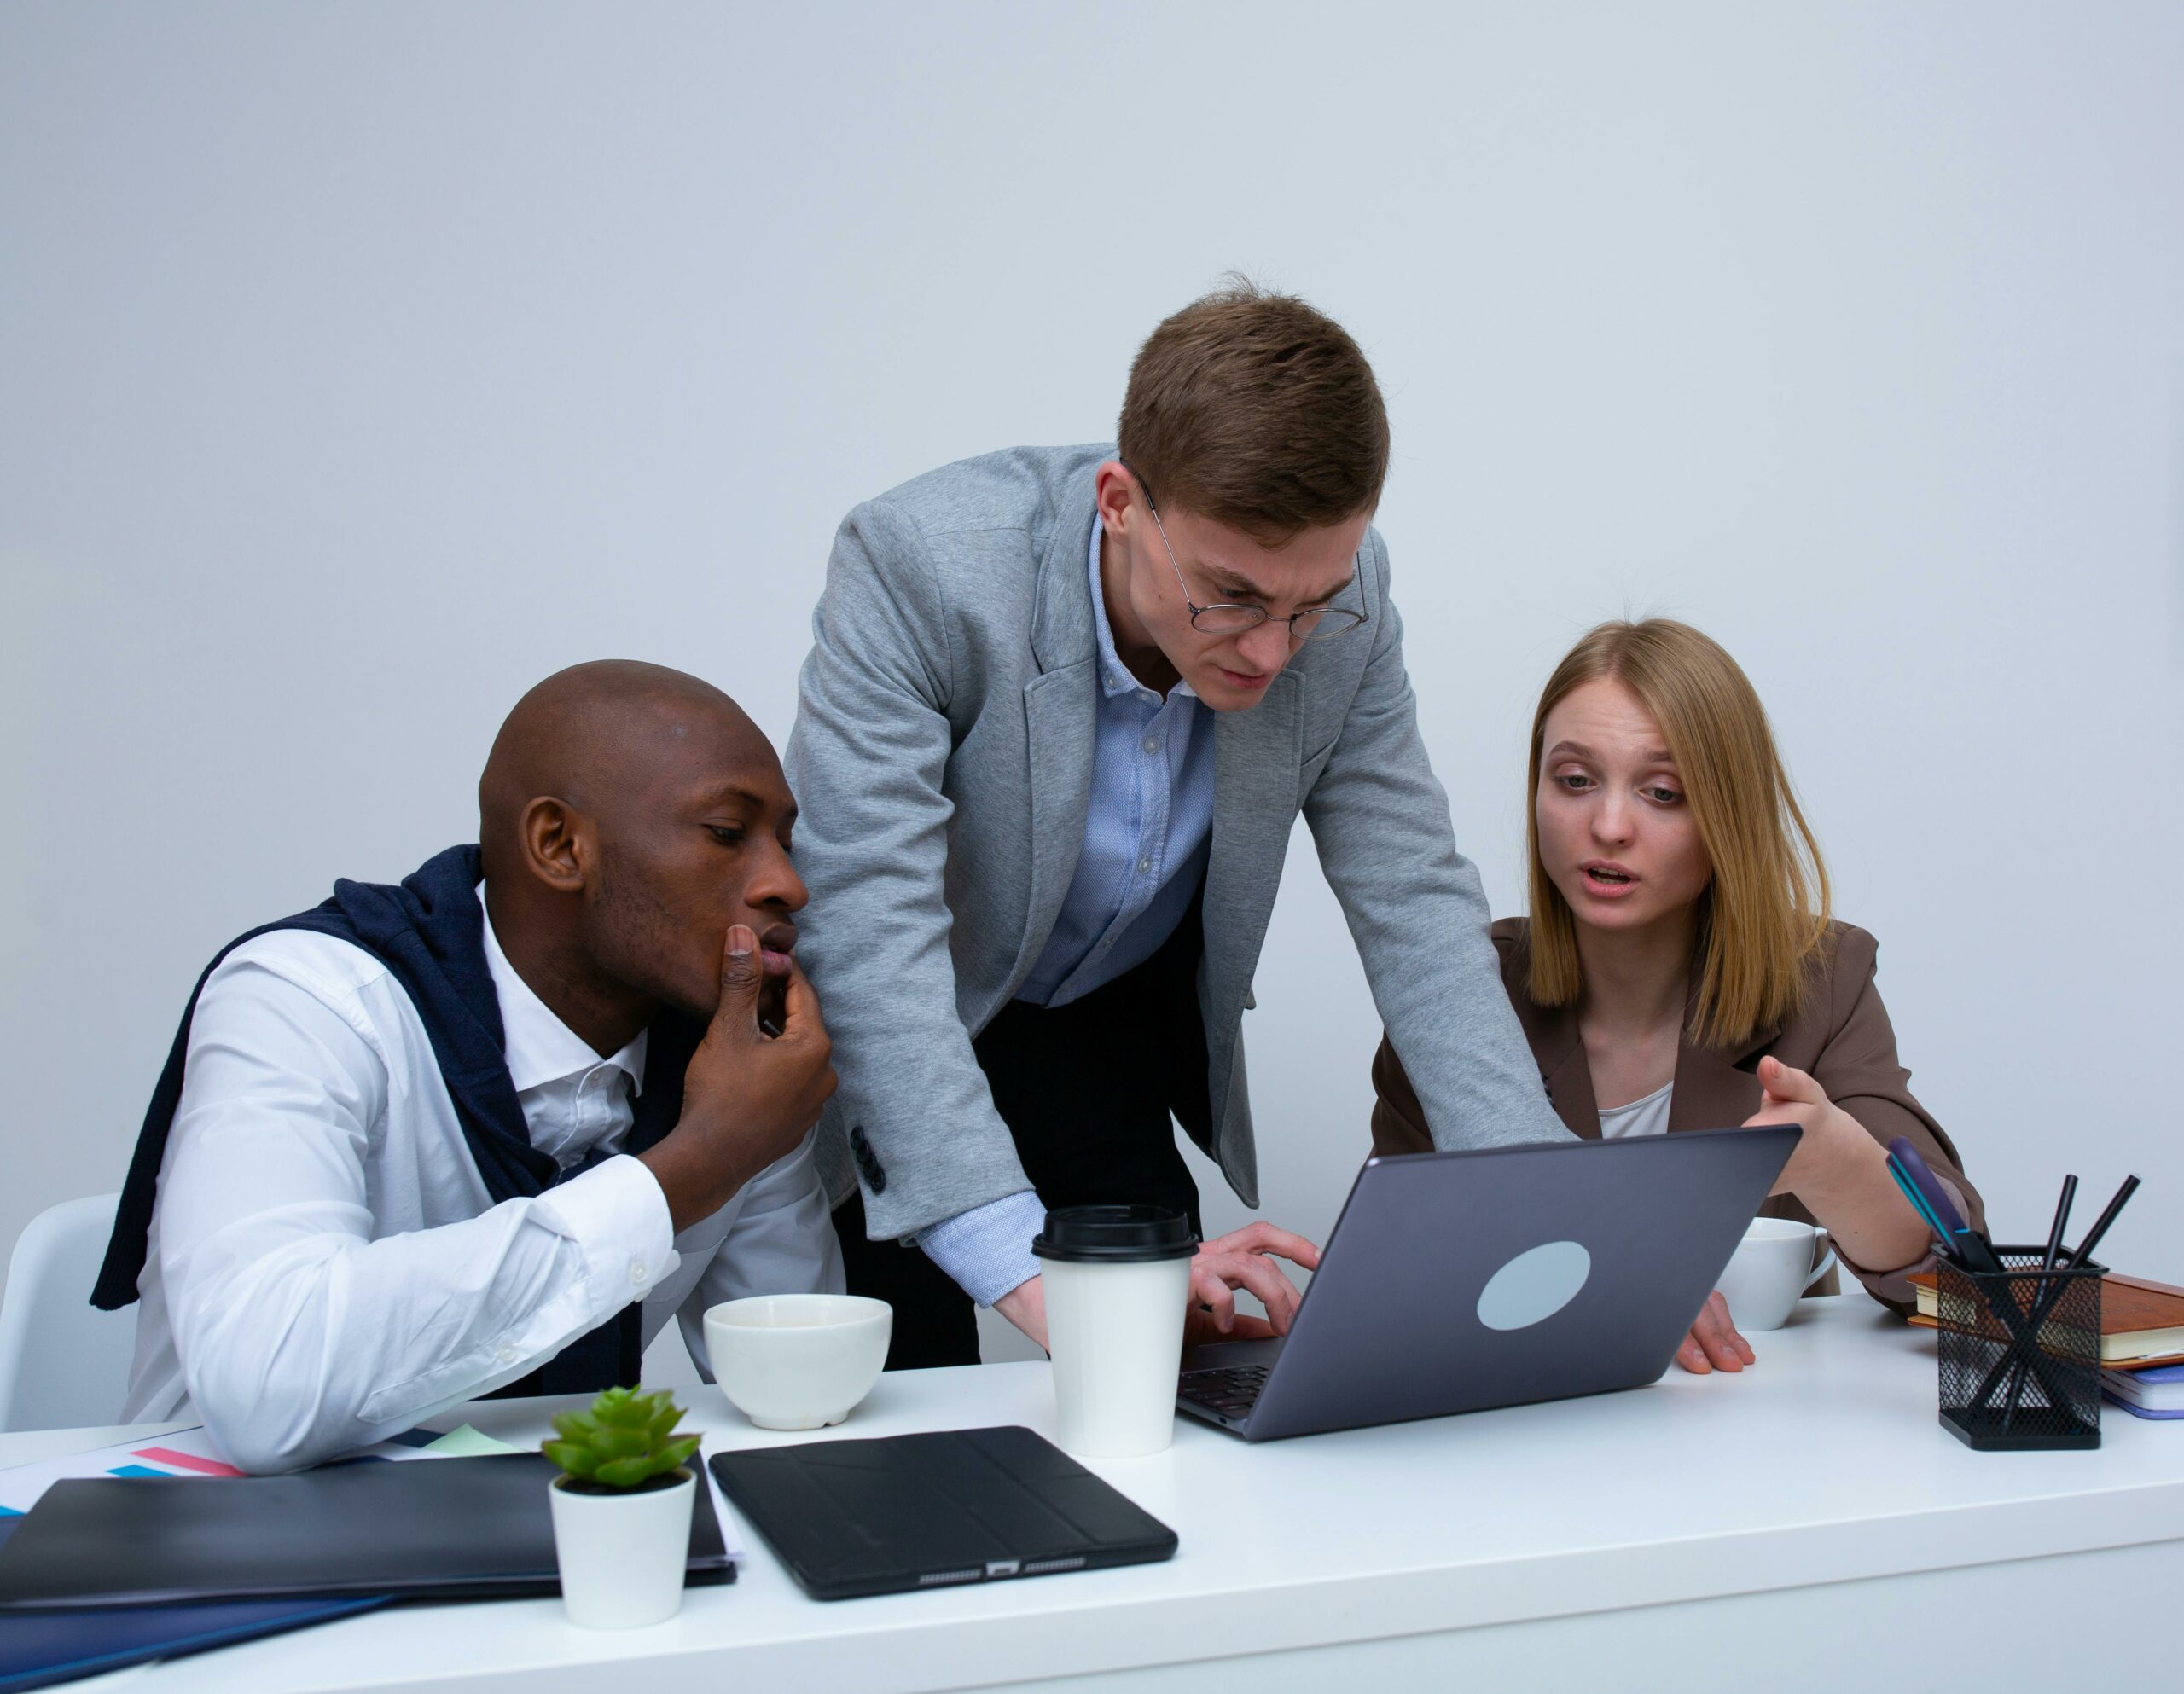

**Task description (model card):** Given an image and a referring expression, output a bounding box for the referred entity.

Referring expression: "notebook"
[707,1425,1176,1600]
[1909,1269,2184,1366]
[2103,1361,2184,1413]
[0,1453,732,1610]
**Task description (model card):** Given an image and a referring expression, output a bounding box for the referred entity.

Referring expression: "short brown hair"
[1118,279,1389,542]
[1525,619,1833,1051]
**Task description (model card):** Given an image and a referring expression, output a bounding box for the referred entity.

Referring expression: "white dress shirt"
[121,890,842,1472]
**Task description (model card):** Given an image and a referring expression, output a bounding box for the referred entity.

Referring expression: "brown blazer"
[1369,918,1983,1314]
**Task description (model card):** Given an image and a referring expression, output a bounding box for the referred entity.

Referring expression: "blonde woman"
[1371,619,1980,1372]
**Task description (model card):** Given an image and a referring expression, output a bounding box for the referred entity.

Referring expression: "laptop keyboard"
[1177,1363,1269,1422]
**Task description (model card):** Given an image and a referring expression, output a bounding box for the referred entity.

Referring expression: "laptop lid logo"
[1476,1240,1592,1331]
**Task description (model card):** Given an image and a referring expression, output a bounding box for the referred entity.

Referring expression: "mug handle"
[1802,1240,1839,1293]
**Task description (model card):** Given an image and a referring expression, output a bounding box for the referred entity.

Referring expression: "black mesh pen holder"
[1937,1248,2103,1452]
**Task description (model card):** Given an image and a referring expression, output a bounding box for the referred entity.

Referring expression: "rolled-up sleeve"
[157,955,674,1472]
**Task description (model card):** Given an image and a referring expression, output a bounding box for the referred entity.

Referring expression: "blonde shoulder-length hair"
[1525,619,1831,1052]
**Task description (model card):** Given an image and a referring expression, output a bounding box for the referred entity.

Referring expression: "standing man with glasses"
[787,281,1571,1367]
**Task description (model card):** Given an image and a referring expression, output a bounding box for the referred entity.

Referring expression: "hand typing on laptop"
[995,1221,1321,1352]
[1185,1223,1322,1344]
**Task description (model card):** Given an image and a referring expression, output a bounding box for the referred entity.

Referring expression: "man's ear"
[1093,459,1145,542]
[519,796,591,894]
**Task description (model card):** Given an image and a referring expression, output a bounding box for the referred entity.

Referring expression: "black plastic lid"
[1030,1204,1199,1264]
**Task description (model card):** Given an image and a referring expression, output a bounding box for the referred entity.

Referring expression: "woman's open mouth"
[1581,862,1638,896]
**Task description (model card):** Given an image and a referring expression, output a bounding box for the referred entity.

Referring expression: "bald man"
[96,662,840,1472]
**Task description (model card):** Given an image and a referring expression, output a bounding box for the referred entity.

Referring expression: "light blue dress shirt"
[920,503,1216,1305]
[1016,515,1215,1006]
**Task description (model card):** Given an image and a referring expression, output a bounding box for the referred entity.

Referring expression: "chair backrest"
[0,1194,134,1433]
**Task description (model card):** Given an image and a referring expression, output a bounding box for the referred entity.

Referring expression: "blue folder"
[0,1520,383,1693]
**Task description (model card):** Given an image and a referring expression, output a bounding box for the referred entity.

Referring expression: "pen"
[2063,1174,2139,1271]
[2002,1175,2079,1430]
[2041,1176,2079,1274]
[1979,1173,2138,1424]
[1901,1139,2082,1418]
[1886,1160,1961,1263]
[1887,1139,1999,1273]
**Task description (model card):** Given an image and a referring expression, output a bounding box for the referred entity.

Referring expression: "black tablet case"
[0,1453,733,1610]
[707,1424,1177,1600]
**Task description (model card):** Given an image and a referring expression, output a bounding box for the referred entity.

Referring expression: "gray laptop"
[1176,1124,1800,1442]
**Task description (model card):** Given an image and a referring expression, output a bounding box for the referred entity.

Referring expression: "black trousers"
[834,896,1213,1369]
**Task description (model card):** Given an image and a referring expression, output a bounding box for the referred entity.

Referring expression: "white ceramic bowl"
[702,1294,892,1431]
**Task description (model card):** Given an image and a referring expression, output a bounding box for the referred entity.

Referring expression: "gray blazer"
[786,444,1569,1243]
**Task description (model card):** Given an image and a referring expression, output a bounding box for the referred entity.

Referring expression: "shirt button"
[1137,857,1153,873]
[1098,937,1113,951]
[496,1345,517,1366]
[1142,736,1159,753]
[1141,692,1157,705]
[628,1259,648,1287]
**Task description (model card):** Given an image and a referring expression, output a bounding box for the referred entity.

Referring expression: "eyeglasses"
[1132,472,1368,643]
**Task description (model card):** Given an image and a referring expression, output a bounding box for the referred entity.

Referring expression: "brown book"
[1908,1269,2184,1366]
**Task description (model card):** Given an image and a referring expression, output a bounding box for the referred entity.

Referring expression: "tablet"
[708,1424,1176,1600]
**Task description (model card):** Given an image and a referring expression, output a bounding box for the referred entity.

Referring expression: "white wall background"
[3,3,2180,1383]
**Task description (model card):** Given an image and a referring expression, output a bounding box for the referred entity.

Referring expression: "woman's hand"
[1676,1290,1755,1373]
[1743,1055,1860,1197]
[1743,1054,1934,1274]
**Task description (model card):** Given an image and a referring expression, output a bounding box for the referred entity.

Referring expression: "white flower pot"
[547,1467,695,1629]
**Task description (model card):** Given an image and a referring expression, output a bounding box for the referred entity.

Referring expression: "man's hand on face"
[639,925,837,1234]
[992,1221,1322,1355]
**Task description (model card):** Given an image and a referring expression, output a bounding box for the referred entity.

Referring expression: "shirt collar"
[1088,495,1198,704]
[476,887,648,1095]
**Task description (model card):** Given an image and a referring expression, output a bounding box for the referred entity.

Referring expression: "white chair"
[0,1194,136,1432]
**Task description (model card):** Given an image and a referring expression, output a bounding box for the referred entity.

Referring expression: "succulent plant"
[543,1387,700,1490]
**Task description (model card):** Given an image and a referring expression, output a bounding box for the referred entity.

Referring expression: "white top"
[50,1297,2184,1694]
[121,890,842,1471]
[1597,1078,1675,1139]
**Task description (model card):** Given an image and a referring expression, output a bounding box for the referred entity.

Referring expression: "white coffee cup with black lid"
[1032,1205,1199,1458]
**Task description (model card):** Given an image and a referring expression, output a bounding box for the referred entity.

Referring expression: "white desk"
[15,1296,2184,1694]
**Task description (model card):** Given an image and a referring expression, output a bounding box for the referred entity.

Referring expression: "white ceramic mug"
[1715,1217,1837,1331]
